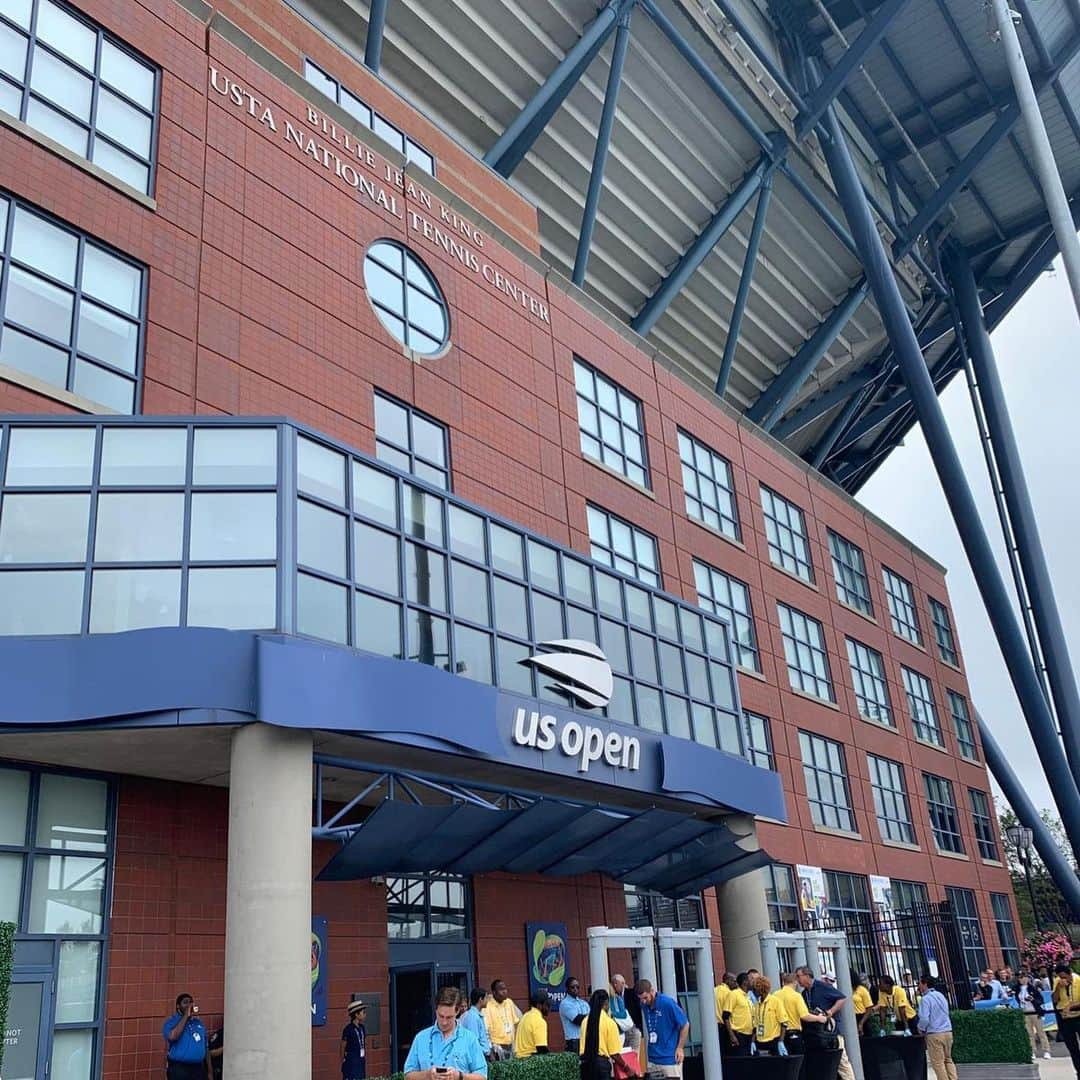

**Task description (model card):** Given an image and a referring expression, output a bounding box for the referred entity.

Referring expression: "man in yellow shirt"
[714,972,734,1035]
[722,972,754,1056]
[877,976,917,1034]
[1052,963,1080,1075]
[513,991,551,1059]
[485,979,522,1060]
[775,971,827,1057]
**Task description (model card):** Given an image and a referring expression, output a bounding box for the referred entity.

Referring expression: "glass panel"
[497,636,532,695]
[455,625,492,683]
[186,567,275,629]
[528,540,559,592]
[25,97,88,155]
[493,577,527,639]
[7,265,74,340]
[76,300,138,372]
[192,427,277,485]
[81,245,141,317]
[89,140,148,192]
[355,592,401,657]
[405,543,446,611]
[94,492,183,560]
[28,853,105,933]
[30,47,92,119]
[0,325,69,387]
[189,493,276,560]
[99,427,186,485]
[11,205,78,284]
[451,560,488,626]
[0,851,21,922]
[89,568,180,631]
[352,460,396,527]
[448,505,485,562]
[0,0,31,29]
[37,774,108,851]
[531,592,561,642]
[73,360,134,413]
[36,1,95,70]
[353,523,399,595]
[402,485,442,545]
[303,58,336,99]
[0,569,83,633]
[407,607,449,668]
[297,500,346,577]
[51,1027,94,1080]
[594,571,620,617]
[0,493,90,562]
[298,436,345,505]
[0,77,19,115]
[297,572,347,644]
[56,940,100,1023]
[0,766,29,844]
[100,39,154,108]
[96,86,152,156]
[490,523,523,577]
[564,558,592,606]
[5,426,94,485]
[411,414,445,465]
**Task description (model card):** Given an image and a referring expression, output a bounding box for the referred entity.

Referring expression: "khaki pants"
[652,1064,682,1079]
[1025,1013,1050,1056]
[837,1035,855,1080]
[925,1031,958,1080]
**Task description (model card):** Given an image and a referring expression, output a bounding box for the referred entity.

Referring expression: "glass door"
[391,964,435,1073]
[5,973,53,1080]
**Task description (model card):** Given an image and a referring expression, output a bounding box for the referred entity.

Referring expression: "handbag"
[610,1050,640,1079]
[802,1014,841,1052]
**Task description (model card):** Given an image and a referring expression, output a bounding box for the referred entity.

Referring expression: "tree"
[997,800,1080,938]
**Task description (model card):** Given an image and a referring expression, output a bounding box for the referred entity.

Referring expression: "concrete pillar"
[714,818,769,973]
[224,722,313,1079]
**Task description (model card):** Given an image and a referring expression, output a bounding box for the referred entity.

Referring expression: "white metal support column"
[586,926,658,992]
[988,0,1080,319]
[224,722,313,1079]
[655,928,722,1080]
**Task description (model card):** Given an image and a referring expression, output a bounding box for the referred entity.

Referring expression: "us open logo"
[519,639,613,709]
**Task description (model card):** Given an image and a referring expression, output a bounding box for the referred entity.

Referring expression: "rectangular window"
[0,1,157,193]
[924,773,964,854]
[947,886,989,977]
[799,731,855,832]
[890,879,932,977]
[760,486,814,582]
[829,531,872,614]
[929,597,958,665]
[868,754,915,844]
[677,430,738,540]
[573,359,648,487]
[846,638,893,725]
[949,691,978,761]
[889,879,930,913]
[762,863,801,931]
[693,560,759,671]
[884,568,922,644]
[374,392,450,490]
[991,892,1020,969]
[303,58,434,174]
[969,788,999,861]
[0,194,145,411]
[744,711,773,770]
[902,666,943,746]
[587,505,658,588]
[779,603,834,701]
[822,870,875,976]
[386,872,468,939]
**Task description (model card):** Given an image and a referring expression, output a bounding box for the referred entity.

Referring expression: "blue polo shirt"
[403,1022,488,1076]
[642,993,688,1066]
[459,1006,492,1054]
[559,995,590,1040]
[162,1013,208,1063]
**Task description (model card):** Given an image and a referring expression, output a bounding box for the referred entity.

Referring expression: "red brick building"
[0,0,1020,1078]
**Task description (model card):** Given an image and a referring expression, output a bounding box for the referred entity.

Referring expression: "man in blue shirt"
[459,987,493,1059]
[636,978,690,1078]
[917,975,956,1080]
[559,976,591,1052]
[162,992,212,1080]
[404,986,488,1080]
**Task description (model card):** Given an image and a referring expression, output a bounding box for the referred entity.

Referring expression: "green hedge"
[0,920,14,1074]
[950,1008,1032,1065]
[370,1051,580,1080]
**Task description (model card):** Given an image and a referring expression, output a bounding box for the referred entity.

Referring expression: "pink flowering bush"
[1020,930,1075,969]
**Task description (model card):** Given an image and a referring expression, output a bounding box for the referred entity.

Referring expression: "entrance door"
[4,973,53,1080]
[390,965,474,1072]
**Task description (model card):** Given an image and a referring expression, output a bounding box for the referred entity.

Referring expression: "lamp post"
[1006,824,1042,931]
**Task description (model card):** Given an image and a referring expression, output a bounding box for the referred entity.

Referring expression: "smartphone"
[434,1068,449,1074]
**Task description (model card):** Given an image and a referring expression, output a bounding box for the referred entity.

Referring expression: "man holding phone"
[162,992,212,1080]
[403,987,488,1080]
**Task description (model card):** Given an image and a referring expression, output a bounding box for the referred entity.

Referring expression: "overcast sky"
[857,255,1079,818]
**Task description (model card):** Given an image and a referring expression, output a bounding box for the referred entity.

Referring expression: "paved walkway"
[1039,1054,1076,1078]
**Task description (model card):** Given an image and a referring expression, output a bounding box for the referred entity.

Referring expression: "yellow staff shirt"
[752,996,785,1042]
[728,988,754,1035]
[715,984,731,1023]
[878,987,915,1020]
[852,985,874,1015]
[514,1007,548,1059]
[774,985,809,1031]
[486,997,522,1047]
[579,1011,623,1058]
[1054,975,1080,1016]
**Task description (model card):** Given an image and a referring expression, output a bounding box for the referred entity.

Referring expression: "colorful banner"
[527,922,569,1007]
[796,865,828,930]
[312,916,328,1026]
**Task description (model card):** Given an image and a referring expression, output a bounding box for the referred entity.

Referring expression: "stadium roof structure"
[296,0,1080,492]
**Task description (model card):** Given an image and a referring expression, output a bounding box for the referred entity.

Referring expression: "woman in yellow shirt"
[877,976,917,1034]
[579,989,624,1080]
[852,974,875,1034]
[750,976,786,1056]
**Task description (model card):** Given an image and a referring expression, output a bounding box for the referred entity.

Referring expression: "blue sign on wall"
[312,916,328,1026]
[526,922,568,1007]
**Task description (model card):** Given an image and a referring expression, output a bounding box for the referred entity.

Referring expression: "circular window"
[363,240,449,355]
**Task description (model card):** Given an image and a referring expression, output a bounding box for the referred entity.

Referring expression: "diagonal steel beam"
[795,0,913,138]
[484,0,637,178]
[631,150,780,336]
[365,0,389,72]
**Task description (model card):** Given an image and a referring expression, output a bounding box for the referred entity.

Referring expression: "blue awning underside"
[316,800,772,898]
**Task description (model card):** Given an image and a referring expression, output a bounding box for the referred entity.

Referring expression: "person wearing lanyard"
[636,978,690,1079]
[162,992,212,1080]
[1053,963,1080,1078]
[750,976,785,1056]
[724,973,754,1057]
[341,1000,368,1080]
[484,980,522,1060]
[459,988,492,1060]
[916,975,956,1080]
[560,977,592,1053]
[877,975,917,1034]
[404,987,488,1080]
